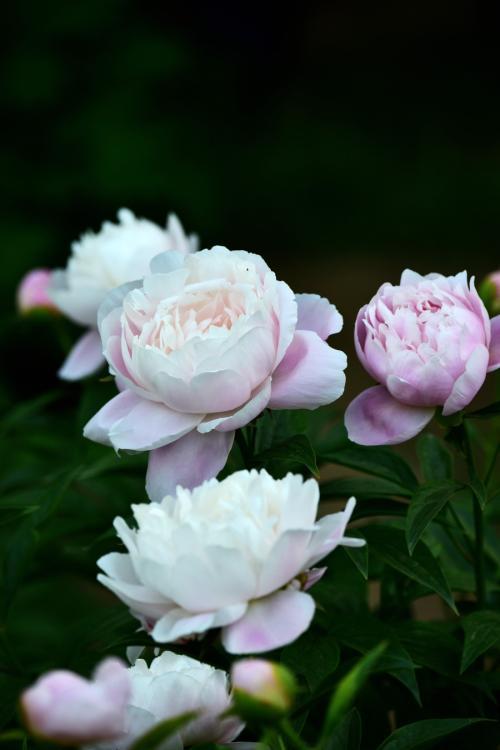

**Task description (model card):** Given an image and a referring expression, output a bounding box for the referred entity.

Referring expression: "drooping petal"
[198,379,271,433]
[296,293,343,339]
[58,329,104,381]
[442,345,490,415]
[83,390,140,447]
[345,386,434,445]
[83,391,201,451]
[151,602,247,643]
[274,281,298,367]
[305,498,364,568]
[487,315,500,372]
[146,430,235,502]
[269,330,346,409]
[221,589,315,654]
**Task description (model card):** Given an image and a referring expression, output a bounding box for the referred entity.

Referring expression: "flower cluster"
[17,208,500,748]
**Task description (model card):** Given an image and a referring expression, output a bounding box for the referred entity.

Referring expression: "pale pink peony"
[21,658,130,745]
[84,245,346,499]
[345,269,500,445]
[17,269,59,314]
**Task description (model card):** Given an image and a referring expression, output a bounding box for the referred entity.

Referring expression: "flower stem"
[279,719,310,750]
[462,423,486,609]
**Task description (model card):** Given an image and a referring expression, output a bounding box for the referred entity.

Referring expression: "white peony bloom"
[92,652,243,750]
[97,470,364,654]
[49,209,197,381]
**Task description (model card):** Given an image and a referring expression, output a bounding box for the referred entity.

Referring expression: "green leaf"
[255,434,319,477]
[406,481,465,554]
[129,712,197,750]
[363,526,457,612]
[330,614,420,703]
[344,499,409,521]
[460,610,500,672]
[320,444,418,491]
[320,642,387,742]
[343,532,368,580]
[417,434,453,481]
[320,477,411,499]
[281,633,340,692]
[465,401,500,419]
[377,718,489,750]
[322,708,361,750]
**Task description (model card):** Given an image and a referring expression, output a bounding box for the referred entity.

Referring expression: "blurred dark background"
[2,0,500,401]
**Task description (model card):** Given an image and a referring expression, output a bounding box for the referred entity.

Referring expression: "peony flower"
[17,268,59,315]
[21,658,130,745]
[84,245,347,500]
[345,270,500,445]
[97,470,363,654]
[231,659,296,720]
[49,209,197,381]
[92,652,243,750]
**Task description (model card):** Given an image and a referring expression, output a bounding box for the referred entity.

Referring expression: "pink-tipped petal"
[345,386,434,446]
[221,590,315,654]
[296,293,343,339]
[107,400,202,451]
[269,330,346,410]
[146,430,235,502]
[198,379,271,433]
[488,315,500,372]
[442,345,490,415]
[58,330,105,381]
[83,390,140,446]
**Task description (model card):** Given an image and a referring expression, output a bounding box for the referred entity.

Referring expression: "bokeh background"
[2,0,500,402]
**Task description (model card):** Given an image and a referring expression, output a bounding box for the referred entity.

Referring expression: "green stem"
[462,423,486,609]
[279,719,310,750]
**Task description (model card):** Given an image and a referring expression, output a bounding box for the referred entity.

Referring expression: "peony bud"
[17,269,59,315]
[231,659,297,722]
[20,658,130,745]
[479,271,500,315]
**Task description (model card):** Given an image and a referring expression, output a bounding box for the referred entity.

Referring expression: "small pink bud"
[20,657,130,745]
[231,659,296,722]
[479,271,500,315]
[17,269,59,315]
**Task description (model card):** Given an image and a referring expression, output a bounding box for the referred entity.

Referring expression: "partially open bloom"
[49,209,197,381]
[345,270,500,445]
[93,652,243,750]
[17,268,59,315]
[21,658,130,745]
[97,470,363,653]
[231,659,296,721]
[84,246,347,500]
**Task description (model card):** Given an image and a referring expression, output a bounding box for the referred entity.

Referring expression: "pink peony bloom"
[17,269,59,315]
[84,246,347,500]
[21,658,130,745]
[345,270,500,445]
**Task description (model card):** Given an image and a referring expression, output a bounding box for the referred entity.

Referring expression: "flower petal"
[256,529,313,598]
[269,330,346,409]
[488,315,500,372]
[296,293,343,339]
[49,270,104,327]
[345,385,434,445]
[274,281,298,367]
[146,430,235,502]
[151,602,247,643]
[442,345,490,416]
[58,330,104,381]
[198,379,271,433]
[221,590,315,654]
[84,391,202,451]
